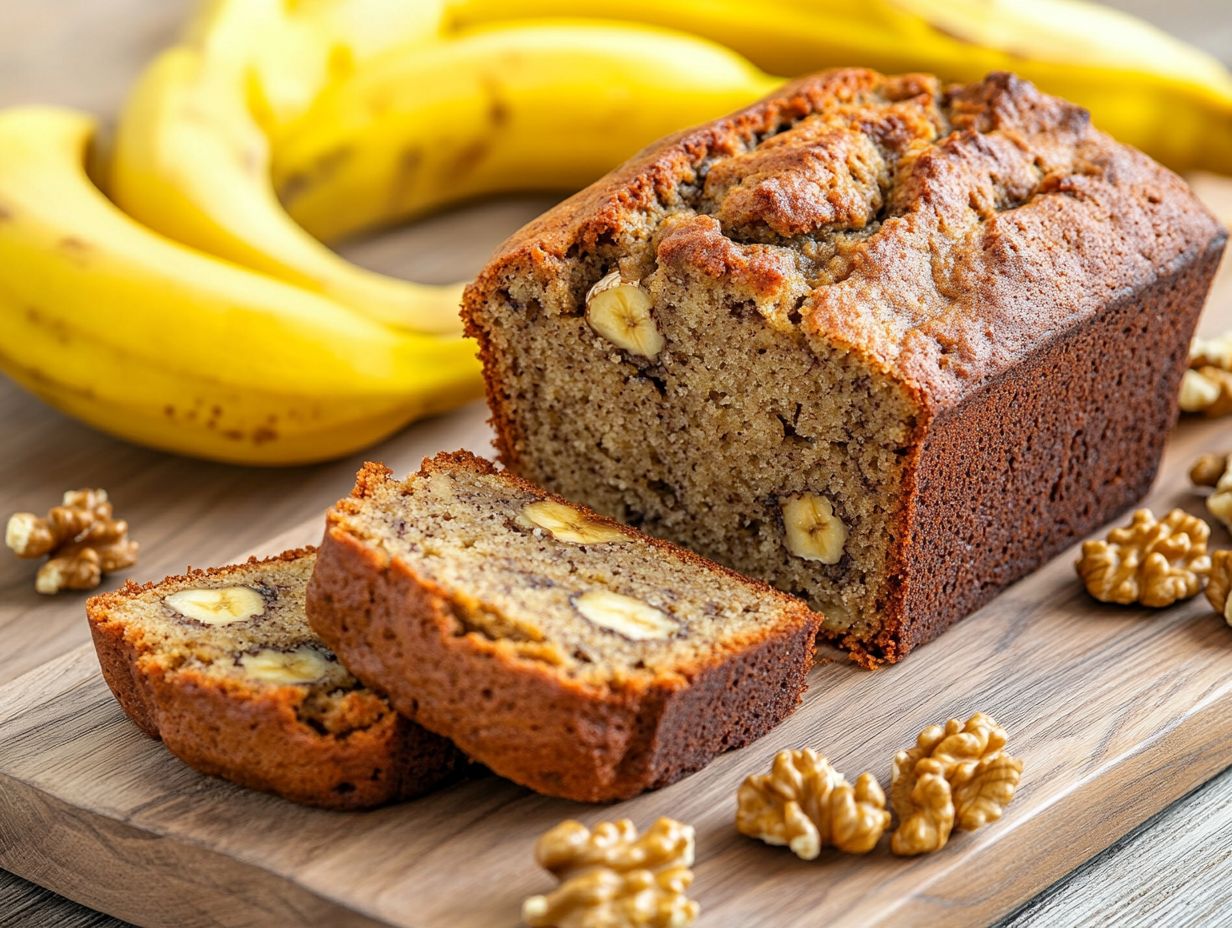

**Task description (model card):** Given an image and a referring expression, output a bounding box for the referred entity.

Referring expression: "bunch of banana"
[0,107,480,465]
[451,0,1232,174]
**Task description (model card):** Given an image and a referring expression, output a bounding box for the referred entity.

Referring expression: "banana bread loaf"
[305,452,822,802]
[461,68,1227,666]
[87,549,464,809]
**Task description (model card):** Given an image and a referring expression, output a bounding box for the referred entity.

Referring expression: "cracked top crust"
[465,68,1225,408]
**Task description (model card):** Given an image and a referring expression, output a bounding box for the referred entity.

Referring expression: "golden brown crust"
[86,548,464,810]
[465,68,1222,407]
[306,453,822,802]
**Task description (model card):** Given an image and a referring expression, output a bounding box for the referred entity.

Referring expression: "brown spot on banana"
[58,236,92,263]
[450,139,490,179]
[489,96,511,128]
[277,145,352,206]
[390,146,423,209]
[481,75,511,128]
[277,170,311,206]
[24,306,71,345]
[0,352,97,399]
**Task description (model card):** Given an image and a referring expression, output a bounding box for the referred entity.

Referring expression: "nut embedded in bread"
[87,548,464,809]
[305,452,822,802]
[461,67,1227,665]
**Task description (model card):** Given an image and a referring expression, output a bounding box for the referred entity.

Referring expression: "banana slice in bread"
[87,548,464,809]
[306,452,822,802]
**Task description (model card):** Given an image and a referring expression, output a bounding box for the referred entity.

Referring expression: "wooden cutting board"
[1,405,1231,928]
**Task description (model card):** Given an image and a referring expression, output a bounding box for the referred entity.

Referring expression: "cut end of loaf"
[463,67,1224,663]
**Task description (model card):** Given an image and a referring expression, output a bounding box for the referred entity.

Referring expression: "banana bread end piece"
[306,453,822,802]
[87,549,464,809]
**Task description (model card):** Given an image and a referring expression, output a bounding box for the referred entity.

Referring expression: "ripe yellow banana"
[184,0,450,130]
[109,0,466,335]
[449,0,1232,175]
[0,107,481,465]
[271,20,778,243]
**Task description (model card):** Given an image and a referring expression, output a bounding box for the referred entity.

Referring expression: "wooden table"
[1,1,1230,925]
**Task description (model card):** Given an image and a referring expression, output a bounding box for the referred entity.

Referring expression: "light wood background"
[1,1,1230,926]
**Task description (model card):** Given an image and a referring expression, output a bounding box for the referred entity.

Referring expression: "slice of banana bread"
[87,549,464,809]
[306,452,822,802]
[462,68,1227,666]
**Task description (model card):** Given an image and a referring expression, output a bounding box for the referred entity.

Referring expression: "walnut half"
[1075,508,1211,608]
[1189,452,1232,488]
[1205,550,1232,628]
[736,748,889,858]
[1183,334,1232,417]
[890,713,1023,856]
[5,488,138,594]
[1179,367,1232,417]
[522,818,698,928]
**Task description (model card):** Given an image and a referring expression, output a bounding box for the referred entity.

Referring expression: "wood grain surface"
[2,0,1231,926]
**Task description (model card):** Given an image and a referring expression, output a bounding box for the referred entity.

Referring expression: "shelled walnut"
[1183,334,1232,417]
[522,818,698,928]
[1075,508,1211,608]
[1190,333,1232,371]
[890,713,1023,856]
[5,488,138,594]
[1205,550,1232,627]
[1206,469,1232,534]
[1189,452,1232,488]
[736,748,889,858]
[1179,367,1232,417]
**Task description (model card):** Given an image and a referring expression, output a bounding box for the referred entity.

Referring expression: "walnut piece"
[5,489,138,594]
[1206,468,1232,534]
[1205,550,1232,627]
[522,818,698,928]
[736,748,889,858]
[1179,368,1232,416]
[1183,334,1232,417]
[1075,508,1210,608]
[1190,452,1232,488]
[889,759,954,856]
[1190,332,1232,371]
[890,713,1023,856]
